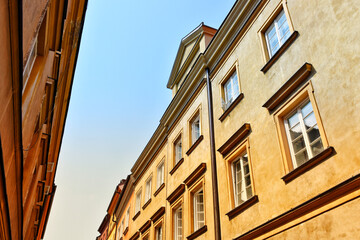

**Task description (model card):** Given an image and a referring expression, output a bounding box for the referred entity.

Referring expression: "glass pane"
[244,164,249,174]
[289,123,302,140]
[307,124,321,143]
[304,112,317,129]
[245,176,251,186]
[288,113,300,128]
[311,139,324,156]
[246,186,253,198]
[292,136,306,153]
[295,150,309,166]
[301,101,313,117]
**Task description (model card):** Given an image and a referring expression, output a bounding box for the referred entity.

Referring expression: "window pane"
[301,101,313,117]
[303,112,316,129]
[292,136,306,153]
[311,138,324,156]
[295,149,308,166]
[307,124,321,143]
[289,123,302,140]
[288,112,300,128]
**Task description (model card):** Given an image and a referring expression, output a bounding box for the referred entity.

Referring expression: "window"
[173,207,183,240]
[117,219,124,240]
[190,113,201,145]
[232,152,253,206]
[265,10,291,58]
[174,136,182,164]
[145,177,152,202]
[193,189,205,231]
[155,225,163,240]
[222,71,240,110]
[135,189,142,214]
[284,100,324,168]
[272,82,331,182]
[156,161,165,189]
[125,207,130,228]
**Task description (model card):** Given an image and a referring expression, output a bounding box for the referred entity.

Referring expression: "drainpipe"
[205,67,221,240]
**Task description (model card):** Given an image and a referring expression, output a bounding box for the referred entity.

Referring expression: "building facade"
[0,0,88,239]
[98,0,360,239]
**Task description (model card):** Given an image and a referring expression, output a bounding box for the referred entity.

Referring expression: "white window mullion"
[298,108,314,159]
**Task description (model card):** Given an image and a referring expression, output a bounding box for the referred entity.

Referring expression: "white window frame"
[174,137,182,164]
[284,99,324,168]
[155,224,163,240]
[117,219,124,240]
[156,161,165,189]
[193,189,205,231]
[173,206,183,240]
[190,113,201,145]
[135,189,142,214]
[232,152,253,206]
[222,71,240,109]
[125,207,130,228]
[145,177,152,202]
[265,9,291,58]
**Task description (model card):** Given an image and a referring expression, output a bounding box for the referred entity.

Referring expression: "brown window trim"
[282,147,335,183]
[234,173,360,240]
[186,135,204,156]
[261,31,299,73]
[129,231,140,240]
[186,225,208,240]
[139,220,151,234]
[123,227,129,235]
[170,158,184,175]
[132,211,140,221]
[219,93,244,122]
[184,163,206,188]
[226,195,259,220]
[217,123,251,157]
[262,62,313,112]
[150,206,165,223]
[154,183,165,197]
[142,199,152,210]
[166,184,185,204]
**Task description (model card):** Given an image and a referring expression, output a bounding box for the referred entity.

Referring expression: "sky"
[44,1,235,239]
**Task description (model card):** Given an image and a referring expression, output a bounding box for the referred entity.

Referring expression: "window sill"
[170,158,184,175]
[282,147,335,183]
[226,195,259,220]
[187,225,207,240]
[261,31,299,73]
[186,135,204,156]
[123,227,129,235]
[132,211,140,221]
[219,93,244,122]
[154,183,165,197]
[142,199,151,210]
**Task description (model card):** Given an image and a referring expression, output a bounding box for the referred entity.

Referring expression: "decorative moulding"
[142,199,152,210]
[262,62,312,111]
[139,220,151,234]
[150,206,165,223]
[129,231,139,240]
[167,184,185,204]
[184,163,206,188]
[218,123,251,157]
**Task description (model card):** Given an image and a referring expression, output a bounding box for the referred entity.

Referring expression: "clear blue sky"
[45,1,235,239]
